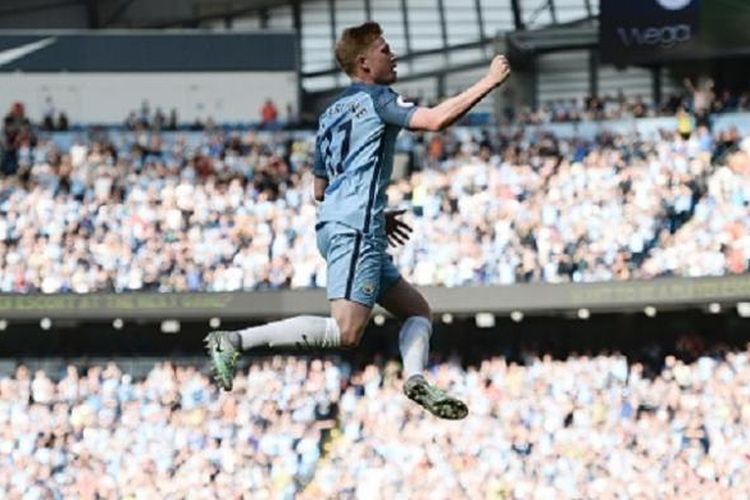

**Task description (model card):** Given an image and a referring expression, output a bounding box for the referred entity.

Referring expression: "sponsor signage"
[600,0,750,64]
[0,274,747,320]
[600,0,699,64]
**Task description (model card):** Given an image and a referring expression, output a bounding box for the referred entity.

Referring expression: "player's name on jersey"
[322,99,368,120]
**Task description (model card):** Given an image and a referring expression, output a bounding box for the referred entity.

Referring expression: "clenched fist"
[486,55,511,87]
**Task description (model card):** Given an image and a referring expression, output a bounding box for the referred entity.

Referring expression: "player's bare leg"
[379,278,468,420]
[205,299,369,390]
[330,299,372,348]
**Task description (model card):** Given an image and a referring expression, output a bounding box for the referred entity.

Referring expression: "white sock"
[399,316,432,379]
[233,316,341,351]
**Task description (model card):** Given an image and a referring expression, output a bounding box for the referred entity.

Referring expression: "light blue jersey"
[314,83,416,237]
[314,83,416,307]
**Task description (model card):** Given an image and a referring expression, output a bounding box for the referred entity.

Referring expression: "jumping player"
[205,22,510,419]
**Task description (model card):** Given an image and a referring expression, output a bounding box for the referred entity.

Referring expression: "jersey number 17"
[321,119,352,179]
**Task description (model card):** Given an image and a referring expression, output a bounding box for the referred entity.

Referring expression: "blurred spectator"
[40,97,69,132]
[168,108,178,131]
[684,77,715,115]
[2,102,34,175]
[261,99,279,129]
[285,102,298,128]
[677,107,694,139]
[153,108,166,130]
[57,112,69,132]
[124,111,138,130]
[139,99,151,126]
[42,96,56,132]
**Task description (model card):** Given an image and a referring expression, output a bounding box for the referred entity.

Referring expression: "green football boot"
[204,331,241,391]
[403,374,469,420]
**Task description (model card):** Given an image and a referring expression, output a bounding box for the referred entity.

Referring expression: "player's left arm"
[312,136,328,202]
[372,92,416,246]
[384,209,412,247]
[314,177,328,202]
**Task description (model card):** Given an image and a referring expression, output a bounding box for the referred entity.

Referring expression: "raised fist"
[487,55,511,87]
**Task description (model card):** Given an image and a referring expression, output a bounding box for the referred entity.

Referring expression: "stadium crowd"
[2,343,750,498]
[515,79,750,125]
[0,98,748,293]
[0,358,342,498]
[303,347,750,499]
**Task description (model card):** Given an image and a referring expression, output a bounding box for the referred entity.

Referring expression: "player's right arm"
[408,55,511,132]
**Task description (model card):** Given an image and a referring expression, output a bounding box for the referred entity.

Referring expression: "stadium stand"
[516,87,750,124]
[0,106,747,293]
[3,313,750,498]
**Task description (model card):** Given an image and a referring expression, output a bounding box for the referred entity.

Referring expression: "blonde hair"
[335,22,383,76]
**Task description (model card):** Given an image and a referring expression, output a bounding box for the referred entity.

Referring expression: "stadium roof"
[0,0,295,29]
[0,31,297,72]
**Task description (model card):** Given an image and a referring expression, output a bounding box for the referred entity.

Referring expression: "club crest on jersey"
[396,95,415,108]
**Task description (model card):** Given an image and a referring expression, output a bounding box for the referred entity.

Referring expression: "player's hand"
[384,209,412,248]
[486,55,511,87]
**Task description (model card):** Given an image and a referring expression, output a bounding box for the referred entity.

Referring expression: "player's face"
[364,37,397,84]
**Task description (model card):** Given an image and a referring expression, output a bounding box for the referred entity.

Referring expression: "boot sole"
[204,332,239,391]
[405,382,469,420]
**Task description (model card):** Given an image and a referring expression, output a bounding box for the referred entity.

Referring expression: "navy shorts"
[316,222,401,308]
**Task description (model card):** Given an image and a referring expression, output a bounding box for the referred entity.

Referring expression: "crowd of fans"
[0,121,747,293]
[0,80,749,293]
[516,80,750,125]
[123,98,289,132]
[395,125,749,285]
[0,358,341,498]
[3,341,750,497]
[304,347,750,498]
[0,130,325,293]
[643,138,750,277]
